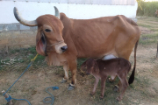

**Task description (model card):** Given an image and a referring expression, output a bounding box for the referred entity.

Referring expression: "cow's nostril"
[61,46,68,52]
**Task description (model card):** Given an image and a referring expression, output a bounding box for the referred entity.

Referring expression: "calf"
[81,58,131,101]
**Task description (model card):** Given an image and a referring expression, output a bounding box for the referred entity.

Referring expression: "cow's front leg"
[68,60,77,90]
[61,64,69,83]
[68,68,77,90]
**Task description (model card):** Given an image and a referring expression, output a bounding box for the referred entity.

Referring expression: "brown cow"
[13,6,140,90]
[80,58,131,101]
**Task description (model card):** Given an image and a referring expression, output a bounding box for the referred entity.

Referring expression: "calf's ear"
[81,60,87,67]
[80,60,87,71]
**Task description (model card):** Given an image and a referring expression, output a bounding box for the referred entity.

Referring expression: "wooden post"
[1,90,13,105]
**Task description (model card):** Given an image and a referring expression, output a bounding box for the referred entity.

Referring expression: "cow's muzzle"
[46,40,68,54]
[53,41,68,54]
[61,46,68,52]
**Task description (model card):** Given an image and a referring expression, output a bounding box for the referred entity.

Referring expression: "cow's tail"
[128,40,139,84]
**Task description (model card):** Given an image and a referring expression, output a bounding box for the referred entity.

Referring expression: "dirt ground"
[0,16,158,105]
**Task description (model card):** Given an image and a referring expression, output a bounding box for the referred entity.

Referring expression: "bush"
[137,0,158,16]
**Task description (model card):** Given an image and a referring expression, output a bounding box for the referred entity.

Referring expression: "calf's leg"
[100,76,107,99]
[117,75,129,101]
[91,77,99,96]
[113,80,121,92]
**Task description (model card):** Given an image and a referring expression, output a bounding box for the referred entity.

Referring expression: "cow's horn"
[54,6,60,19]
[13,7,37,26]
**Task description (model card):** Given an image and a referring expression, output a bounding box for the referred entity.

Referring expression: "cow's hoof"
[113,85,119,92]
[61,78,67,83]
[68,84,75,90]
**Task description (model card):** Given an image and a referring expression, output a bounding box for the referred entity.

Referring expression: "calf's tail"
[128,40,139,84]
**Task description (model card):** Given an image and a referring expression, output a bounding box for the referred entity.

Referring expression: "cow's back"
[60,14,140,59]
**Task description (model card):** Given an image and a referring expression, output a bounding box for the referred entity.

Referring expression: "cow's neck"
[60,13,78,57]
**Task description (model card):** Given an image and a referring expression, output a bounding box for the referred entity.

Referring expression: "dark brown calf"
[81,58,131,101]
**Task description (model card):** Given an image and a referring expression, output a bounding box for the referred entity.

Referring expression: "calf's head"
[13,7,67,56]
[80,59,97,75]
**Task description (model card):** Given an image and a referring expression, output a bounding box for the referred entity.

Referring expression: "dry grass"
[0,16,158,105]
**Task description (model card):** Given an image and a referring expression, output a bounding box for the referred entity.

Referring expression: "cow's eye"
[45,29,51,32]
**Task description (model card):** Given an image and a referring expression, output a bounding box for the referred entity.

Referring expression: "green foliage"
[77,58,87,71]
[137,0,158,16]
[28,47,37,54]
[139,33,158,45]
[0,47,45,71]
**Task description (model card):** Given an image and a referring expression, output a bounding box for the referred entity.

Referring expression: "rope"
[43,86,59,104]
[31,54,38,62]
[3,62,33,97]
[2,54,59,105]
